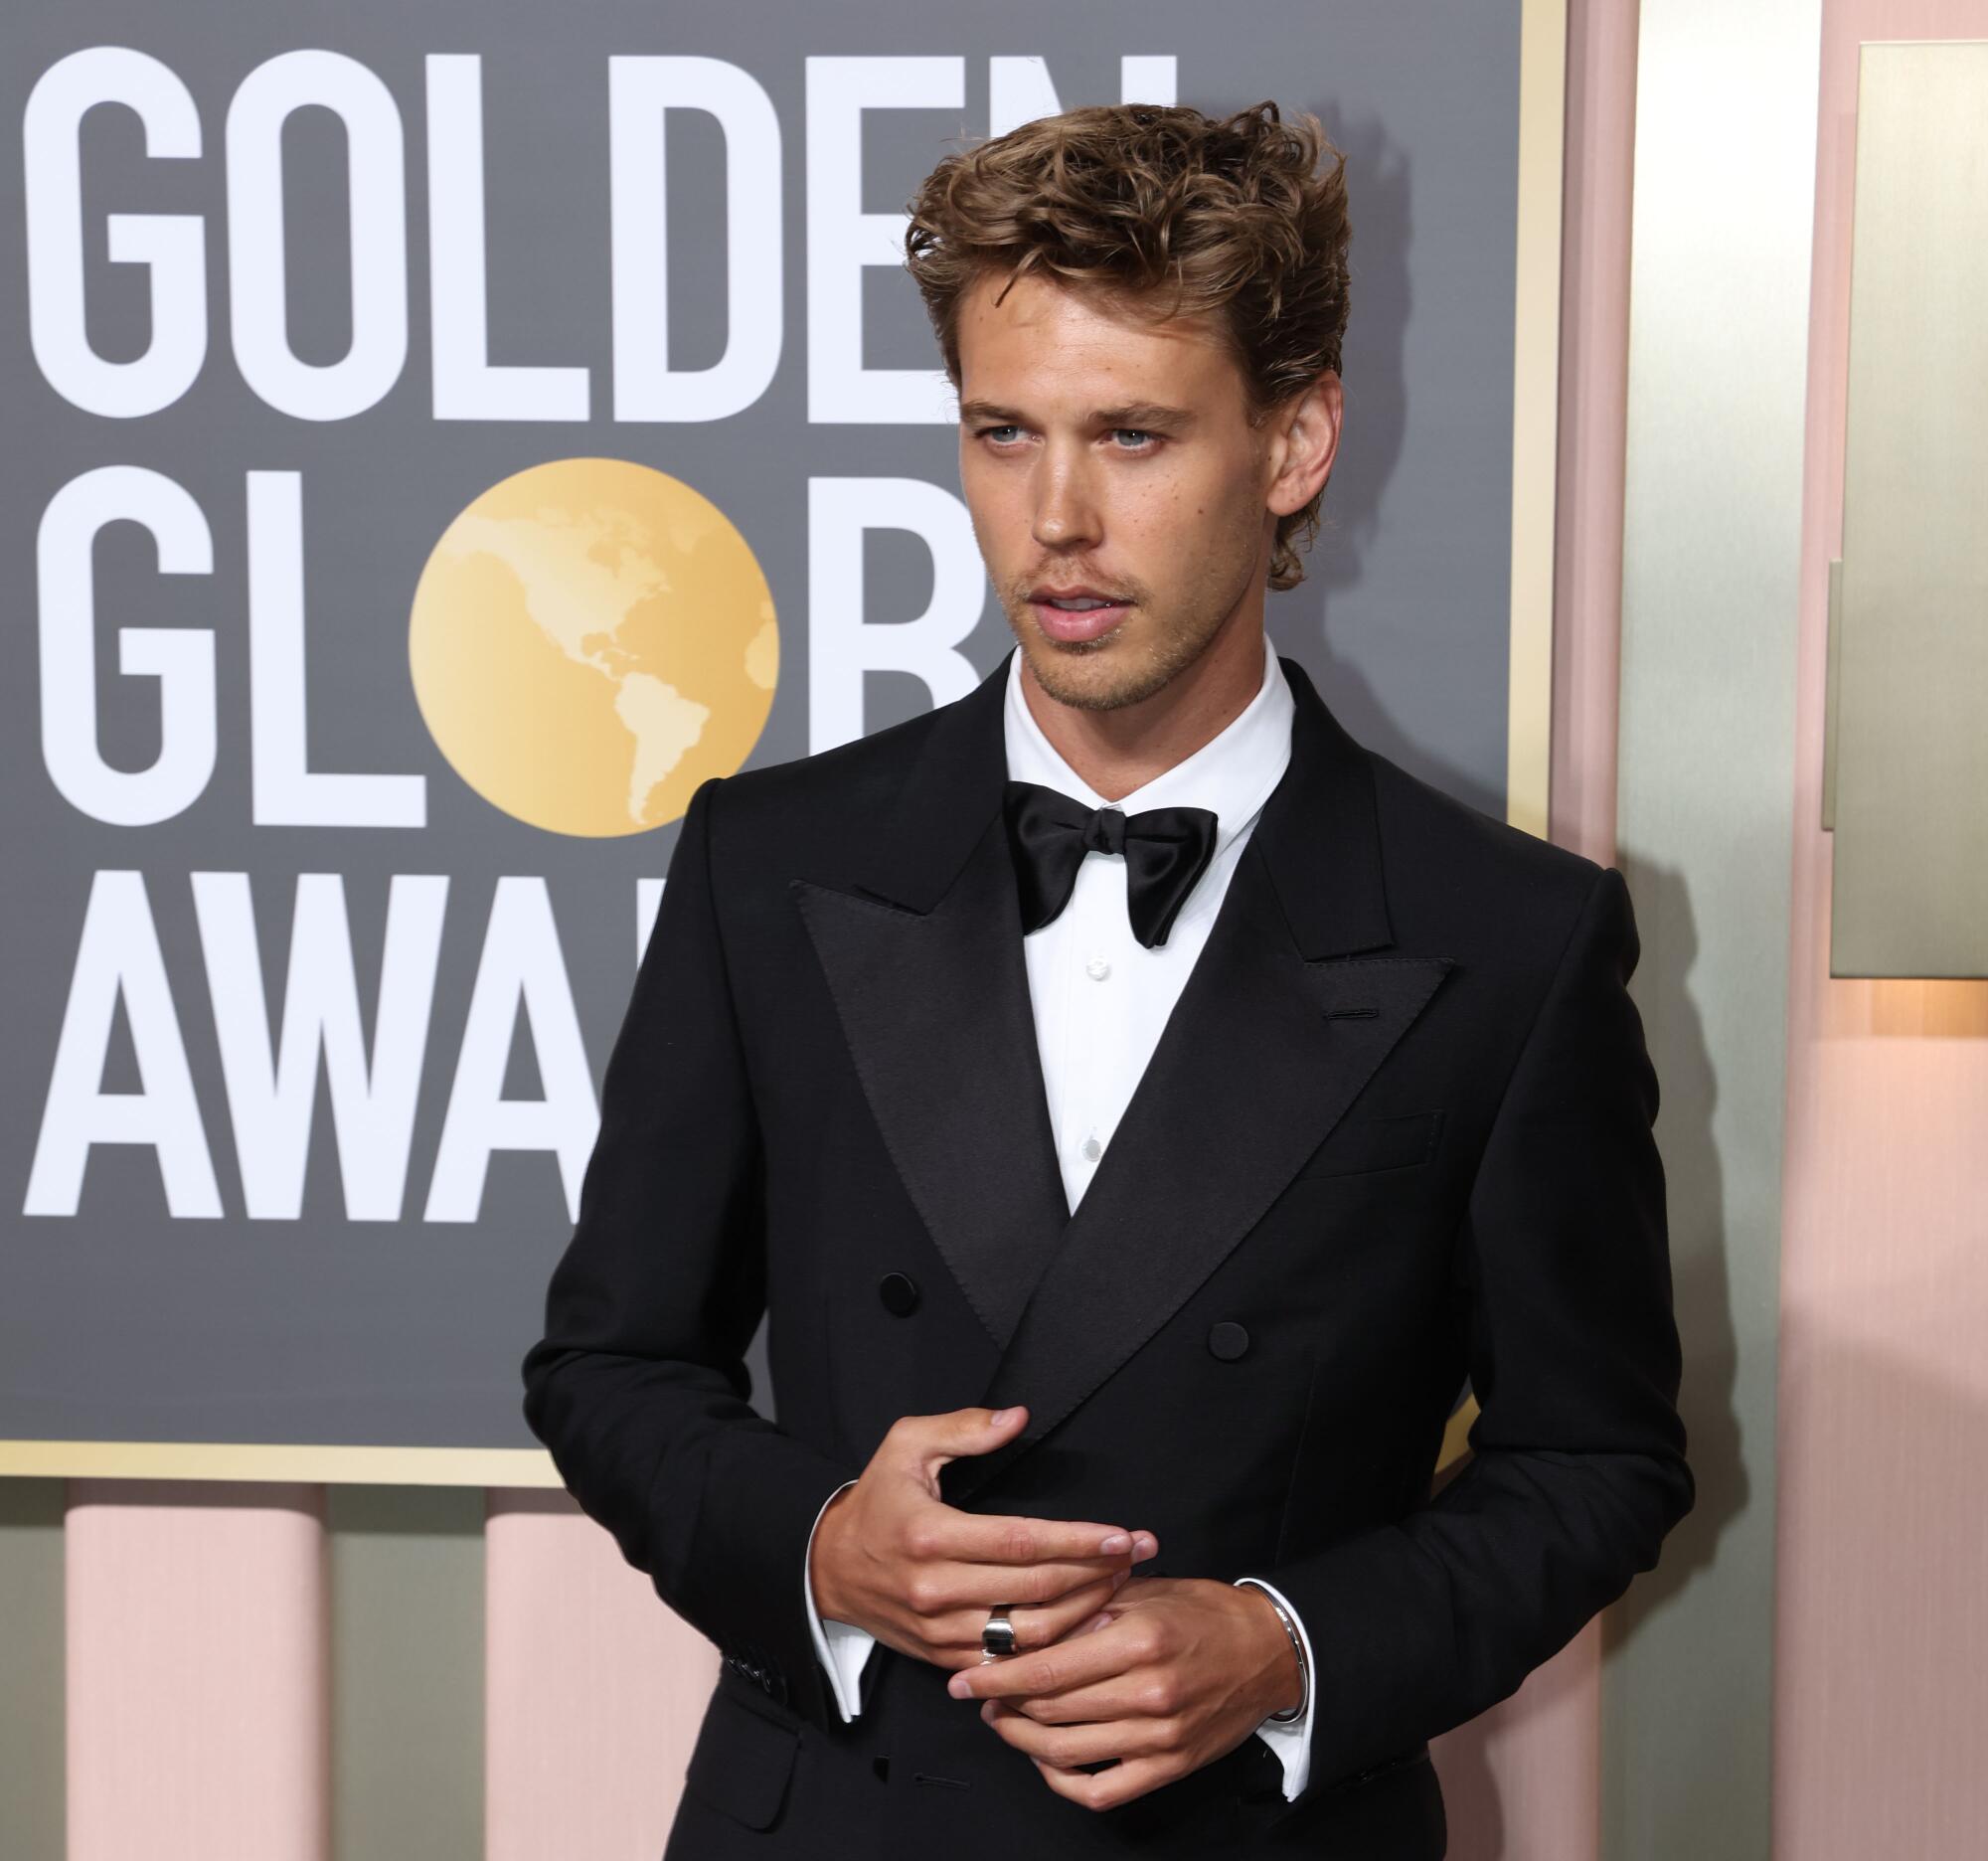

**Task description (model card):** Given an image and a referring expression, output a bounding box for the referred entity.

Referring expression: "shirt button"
[1085,957,1110,981]
[1080,1134,1103,1162]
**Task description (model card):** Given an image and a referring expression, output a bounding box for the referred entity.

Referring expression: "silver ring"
[980,1606,1017,1662]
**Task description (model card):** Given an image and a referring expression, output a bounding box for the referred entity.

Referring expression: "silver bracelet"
[1253,1589,1309,1724]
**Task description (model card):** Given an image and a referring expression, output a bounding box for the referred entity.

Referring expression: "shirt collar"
[1001,631,1295,857]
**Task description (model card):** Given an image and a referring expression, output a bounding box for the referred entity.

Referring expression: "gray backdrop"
[1,0,1522,1453]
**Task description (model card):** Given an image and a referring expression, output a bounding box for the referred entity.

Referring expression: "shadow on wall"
[1601,858,1747,1650]
[1253,103,1452,803]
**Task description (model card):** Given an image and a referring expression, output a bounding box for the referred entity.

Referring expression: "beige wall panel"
[0,1479,65,1860]
[1606,1,1820,1856]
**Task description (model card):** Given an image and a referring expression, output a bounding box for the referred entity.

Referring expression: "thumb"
[916,1405,1028,1471]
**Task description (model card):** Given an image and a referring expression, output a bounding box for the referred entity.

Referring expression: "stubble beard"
[1005,586,1242,714]
[996,505,1269,712]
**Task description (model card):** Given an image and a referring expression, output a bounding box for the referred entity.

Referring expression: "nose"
[1031,444,1100,551]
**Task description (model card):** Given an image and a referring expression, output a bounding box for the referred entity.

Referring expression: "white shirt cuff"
[1233,1576,1315,1801]
[804,1478,874,1722]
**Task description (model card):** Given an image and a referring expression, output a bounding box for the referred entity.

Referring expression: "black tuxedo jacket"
[521,648,1692,1859]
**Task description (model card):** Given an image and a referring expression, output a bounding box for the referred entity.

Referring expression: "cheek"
[1125,474,1257,589]
[1160,458,1252,530]
[961,473,1025,565]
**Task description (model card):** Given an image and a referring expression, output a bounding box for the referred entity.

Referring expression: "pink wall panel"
[1775,4,1988,1855]
[66,1480,327,1861]
[1549,0,1641,871]
[484,1489,719,1861]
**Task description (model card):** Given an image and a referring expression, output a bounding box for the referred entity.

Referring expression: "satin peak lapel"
[791,655,1070,1351]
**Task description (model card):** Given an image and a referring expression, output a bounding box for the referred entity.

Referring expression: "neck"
[1019,608,1267,803]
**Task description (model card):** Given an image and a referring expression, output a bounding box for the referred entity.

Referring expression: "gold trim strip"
[0,1440,565,1488]
[1436,1394,1480,1476]
[1509,0,1570,838]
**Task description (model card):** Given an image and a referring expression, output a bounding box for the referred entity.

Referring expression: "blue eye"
[971,424,1160,450]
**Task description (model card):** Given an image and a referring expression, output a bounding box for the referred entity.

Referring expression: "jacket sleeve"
[521,774,863,1735]
[1256,863,1694,1797]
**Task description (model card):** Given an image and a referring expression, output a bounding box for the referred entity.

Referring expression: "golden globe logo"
[410,459,778,835]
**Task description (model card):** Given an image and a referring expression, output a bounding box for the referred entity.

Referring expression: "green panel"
[1604,1,1819,1856]
[1830,43,1988,978]
[0,1479,65,1861]
[329,1485,484,1861]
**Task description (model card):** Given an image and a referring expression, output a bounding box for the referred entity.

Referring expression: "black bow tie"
[1001,779,1220,949]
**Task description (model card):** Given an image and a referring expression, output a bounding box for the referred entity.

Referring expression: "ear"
[1265,371,1344,517]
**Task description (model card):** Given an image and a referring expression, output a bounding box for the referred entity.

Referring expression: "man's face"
[954,269,1287,712]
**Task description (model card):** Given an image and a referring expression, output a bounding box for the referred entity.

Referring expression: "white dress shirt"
[801,631,1320,1800]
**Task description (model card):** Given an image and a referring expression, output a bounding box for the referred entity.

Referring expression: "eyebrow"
[958,399,1198,429]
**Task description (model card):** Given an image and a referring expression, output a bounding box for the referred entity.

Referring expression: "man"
[522,100,1692,1859]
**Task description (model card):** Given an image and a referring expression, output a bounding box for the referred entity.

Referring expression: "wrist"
[1238,1584,1306,1721]
[810,1481,859,1625]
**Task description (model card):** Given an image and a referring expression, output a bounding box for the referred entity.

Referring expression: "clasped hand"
[810,1405,1303,1811]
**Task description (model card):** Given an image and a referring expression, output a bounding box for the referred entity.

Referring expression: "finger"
[979,1699,1170,1768]
[945,1620,1134,1701]
[1032,1750,1181,1811]
[920,1570,1125,1659]
[1007,1574,1129,1649]
[918,1576,1117,1665]
[913,1556,1136,1617]
[912,1513,1156,1565]
[894,1407,1028,1472]
[999,1673,1159,1725]
[958,1530,1160,1573]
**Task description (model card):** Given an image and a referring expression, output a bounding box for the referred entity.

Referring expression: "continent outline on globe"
[409,456,778,837]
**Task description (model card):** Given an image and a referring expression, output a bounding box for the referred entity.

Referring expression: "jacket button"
[879,1271,920,1316]
[1208,1321,1251,1361]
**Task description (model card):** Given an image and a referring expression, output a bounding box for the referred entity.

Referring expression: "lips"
[1028,589,1133,644]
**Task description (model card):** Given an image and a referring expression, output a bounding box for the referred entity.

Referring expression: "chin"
[1016,613,1212,714]
[1021,639,1172,713]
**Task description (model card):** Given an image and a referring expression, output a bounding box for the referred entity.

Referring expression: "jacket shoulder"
[1365,748,1609,949]
[701,703,946,842]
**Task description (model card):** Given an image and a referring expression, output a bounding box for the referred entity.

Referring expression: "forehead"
[955,269,1239,402]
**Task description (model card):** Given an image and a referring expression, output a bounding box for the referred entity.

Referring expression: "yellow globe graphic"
[409,458,778,835]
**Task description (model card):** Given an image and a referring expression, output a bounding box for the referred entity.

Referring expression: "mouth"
[1027,590,1134,644]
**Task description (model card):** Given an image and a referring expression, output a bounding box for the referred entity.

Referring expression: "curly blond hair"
[904,100,1350,591]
